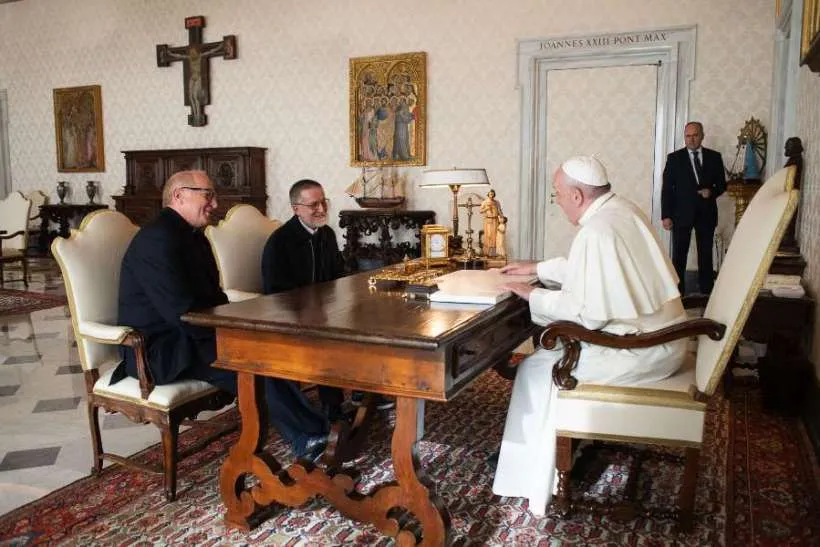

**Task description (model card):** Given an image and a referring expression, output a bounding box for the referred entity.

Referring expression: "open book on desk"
[428,268,539,305]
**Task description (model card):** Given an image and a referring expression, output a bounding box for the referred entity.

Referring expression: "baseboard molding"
[802,378,820,464]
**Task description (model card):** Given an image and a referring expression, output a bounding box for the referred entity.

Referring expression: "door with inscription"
[543,64,658,258]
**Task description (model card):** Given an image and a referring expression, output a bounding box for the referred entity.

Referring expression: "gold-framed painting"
[801,0,820,72]
[53,85,105,172]
[349,51,426,167]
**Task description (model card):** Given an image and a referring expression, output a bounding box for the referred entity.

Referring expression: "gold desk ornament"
[367,257,455,291]
[420,224,451,267]
[453,193,485,269]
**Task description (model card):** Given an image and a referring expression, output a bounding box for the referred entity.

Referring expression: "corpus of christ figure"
[156,15,237,127]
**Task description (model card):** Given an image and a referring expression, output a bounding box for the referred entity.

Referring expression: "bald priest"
[491,156,688,515]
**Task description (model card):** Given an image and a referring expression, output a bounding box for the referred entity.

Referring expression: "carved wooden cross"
[156,16,237,127]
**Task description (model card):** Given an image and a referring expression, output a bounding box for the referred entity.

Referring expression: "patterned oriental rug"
[0,370,818,545]
[0,289,66,316]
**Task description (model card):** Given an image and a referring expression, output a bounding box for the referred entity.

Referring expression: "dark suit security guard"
[113,170,329,459]
[661,121,726,295]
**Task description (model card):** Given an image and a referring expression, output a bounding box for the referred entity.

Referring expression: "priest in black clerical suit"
[113,170,329,459]
[661,121,726,295]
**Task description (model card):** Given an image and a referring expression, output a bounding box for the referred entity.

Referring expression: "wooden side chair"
[0,191,32,287]
[205,204,281,302]
[541,165,799,531]
[51,209,235,501]
[26,190,48,254]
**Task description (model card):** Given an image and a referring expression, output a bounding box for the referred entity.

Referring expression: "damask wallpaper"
[796,66,820,372]
[0,0,773,246]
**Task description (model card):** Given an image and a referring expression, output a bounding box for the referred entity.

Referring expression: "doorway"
[516,27,696,259]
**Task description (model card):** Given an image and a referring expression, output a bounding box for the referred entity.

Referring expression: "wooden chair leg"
[677,446,700,532]
[87,402,103,475]
[22,257,29,288]
[549,435,574,517]
[0,260,4,287]
[160,422,180,502]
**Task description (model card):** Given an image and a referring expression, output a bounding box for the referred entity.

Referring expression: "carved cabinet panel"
[113,147,267,225]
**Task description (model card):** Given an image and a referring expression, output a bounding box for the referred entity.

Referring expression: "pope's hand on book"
[499,261,537,276]
[501,282,535,301]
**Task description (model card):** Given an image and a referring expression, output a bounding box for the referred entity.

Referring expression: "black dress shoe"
[295,434,328,461]
[487,450,500,471]
[323,403,356,423]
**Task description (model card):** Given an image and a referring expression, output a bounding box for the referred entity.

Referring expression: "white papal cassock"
[491,192,688,515]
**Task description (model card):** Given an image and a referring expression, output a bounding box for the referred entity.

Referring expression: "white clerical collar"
[578,191,615,225]
[298,218,317,235]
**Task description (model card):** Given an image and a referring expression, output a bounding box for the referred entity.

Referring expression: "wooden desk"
[39,203,108,253]
[184,271,535,543]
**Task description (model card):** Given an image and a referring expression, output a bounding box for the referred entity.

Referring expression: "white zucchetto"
[561,155,610,187]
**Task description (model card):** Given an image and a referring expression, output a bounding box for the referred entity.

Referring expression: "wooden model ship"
[346,167,406,208]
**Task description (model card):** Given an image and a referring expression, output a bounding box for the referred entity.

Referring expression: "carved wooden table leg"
[220,381,450,544]
[220,372,272,531]
[378,396,450,545]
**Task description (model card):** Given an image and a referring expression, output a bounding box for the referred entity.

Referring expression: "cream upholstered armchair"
[0,191,32,287]
[540,165,799,531]
[205,204,281,302]
[52,210,234,501]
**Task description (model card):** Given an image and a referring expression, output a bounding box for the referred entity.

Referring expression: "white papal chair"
[52,209,234,501]
[540,165,799,531]
[205,204,281,302]
[0,191,32,287]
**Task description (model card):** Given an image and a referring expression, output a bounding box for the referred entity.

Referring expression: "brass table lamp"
[419,168,490,252]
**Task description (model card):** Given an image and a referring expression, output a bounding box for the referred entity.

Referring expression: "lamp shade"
[419,168,490,188]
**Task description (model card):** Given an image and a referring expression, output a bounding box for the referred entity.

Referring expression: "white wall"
[0,0,774,252]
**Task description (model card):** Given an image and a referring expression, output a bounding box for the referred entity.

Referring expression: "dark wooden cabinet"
[338,209,435,272]
[112,147,267,225]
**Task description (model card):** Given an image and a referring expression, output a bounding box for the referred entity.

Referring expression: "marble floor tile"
[0,259,161,515]
[0,447,61,471]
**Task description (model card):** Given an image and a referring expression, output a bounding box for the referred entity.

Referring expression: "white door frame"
[0,90,11,199]
[768,0,802,179]
[516,27,696,259]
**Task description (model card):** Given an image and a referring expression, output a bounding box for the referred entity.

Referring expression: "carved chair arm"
[119,331,155,399]
[78,324,156,399]
[541,318,726,390]
[0,230,25,240]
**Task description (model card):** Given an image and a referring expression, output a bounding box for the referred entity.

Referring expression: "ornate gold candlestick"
[454,194,484,268]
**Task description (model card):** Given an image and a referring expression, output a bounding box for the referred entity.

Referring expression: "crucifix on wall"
[156,16,237,127]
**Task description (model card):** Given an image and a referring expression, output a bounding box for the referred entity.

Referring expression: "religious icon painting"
[349,51,427,167]
[53,85,105,172]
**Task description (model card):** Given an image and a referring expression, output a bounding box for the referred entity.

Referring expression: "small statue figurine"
[496,215,508,258]
[784,136,804,190]
[479,189,503,257]
[779,136,805,251]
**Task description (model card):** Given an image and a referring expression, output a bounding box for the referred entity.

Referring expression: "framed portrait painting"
[53,85,105,172]
[802,0,820,72]
[349,51,426,167]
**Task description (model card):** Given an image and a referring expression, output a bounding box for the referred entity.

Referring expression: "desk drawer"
[448,306,533,385]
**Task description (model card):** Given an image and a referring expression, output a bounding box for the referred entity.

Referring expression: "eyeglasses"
[181,187,217,201]
[292,198,330,210]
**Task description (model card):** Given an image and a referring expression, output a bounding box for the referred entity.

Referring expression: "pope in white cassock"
[491,155,688,515]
